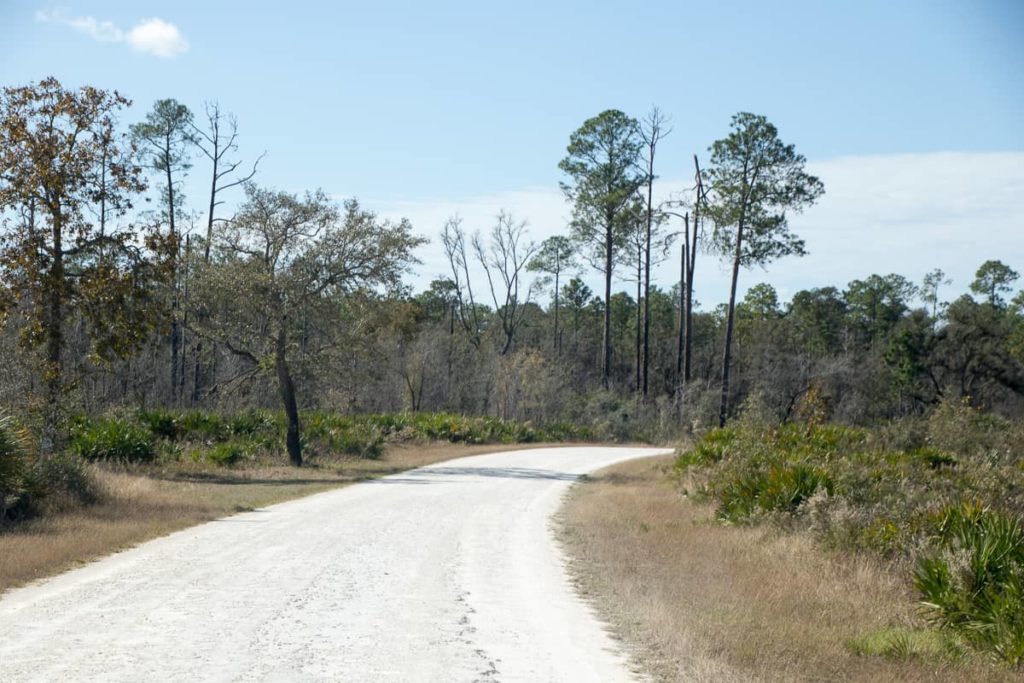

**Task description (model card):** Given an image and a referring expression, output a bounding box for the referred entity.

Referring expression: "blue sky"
[2,1,1023,305]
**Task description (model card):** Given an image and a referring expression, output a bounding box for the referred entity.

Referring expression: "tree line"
[1,78,1022,465]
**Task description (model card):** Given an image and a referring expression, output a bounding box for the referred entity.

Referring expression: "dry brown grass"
[557,455,1015,683]
[0,441,550,595]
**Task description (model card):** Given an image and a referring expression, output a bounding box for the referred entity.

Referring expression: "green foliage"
[23,453,99,510]
[677,427,737,467]
[68,410,593,470]
[177,410,227,440]
[705,112,824,266]
[915,505,1024,666]
[202,441,248,467]
[847,627,963,661]
[718,463,832,522]
[70,419,155,464]
[0,411,29,521]
[227,410,278,438]
[136,409,182,441]
[676,403,1024,665]
[971,260,1020,308]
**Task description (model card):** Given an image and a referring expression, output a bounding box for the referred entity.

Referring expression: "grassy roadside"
[557,455,1016,683]
[0,441,555,595]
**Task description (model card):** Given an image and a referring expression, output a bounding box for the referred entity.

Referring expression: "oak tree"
[0,79,168,447]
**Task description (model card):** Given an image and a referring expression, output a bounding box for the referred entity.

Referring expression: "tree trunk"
[41,211,65,453]
[192,141,220,405]
[687,155,703,387]
[275,325,302,467]
[643,168,654,398]
[676,214,688,385]
[602,217,613,389]
[166,156,181,406]
[204,139,218,261]
[553,269,560,354]
[635,268,642,394]
[719,217,745,428]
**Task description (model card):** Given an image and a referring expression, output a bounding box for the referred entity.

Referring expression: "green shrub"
[677,409,1024,664]
[0,412,30,522]
[204,441,247,466]
[227,410,278,437]
[71,419,155,464]
[910,446,957,469]
[136,409,182,441]
[323,424,384,459]
[717,463,832,522]
[915,504,1024,666]
[177,411,226,440]
[24,453,99,508]
[680,427,737,468]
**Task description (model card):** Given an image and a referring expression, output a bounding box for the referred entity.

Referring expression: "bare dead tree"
[473,210,538,356]
[190,102,263,403]
[638,107,671,397]
[666,154,708,396]
[624,196,673,394]
[441,216,483,348]
[192,102,264,262]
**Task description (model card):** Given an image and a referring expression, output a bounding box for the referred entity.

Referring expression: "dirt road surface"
[0,446,670,682]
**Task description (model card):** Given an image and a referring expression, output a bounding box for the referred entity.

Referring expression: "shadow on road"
[370,466,580,484]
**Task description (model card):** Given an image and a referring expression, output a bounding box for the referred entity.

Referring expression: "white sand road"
[0,446,671,682]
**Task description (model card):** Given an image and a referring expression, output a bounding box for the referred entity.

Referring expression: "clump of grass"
[70,418,155,464]
[847,627,963,661]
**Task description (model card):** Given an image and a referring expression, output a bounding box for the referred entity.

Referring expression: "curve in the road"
[0,446,671,682]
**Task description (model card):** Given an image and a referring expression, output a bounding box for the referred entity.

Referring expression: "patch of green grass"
[848,627,963,661]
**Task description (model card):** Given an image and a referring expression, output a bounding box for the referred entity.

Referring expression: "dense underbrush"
[675,398,1024,666]
[74,409,596,466]
[1,409,595,525]
[0,412,100,526]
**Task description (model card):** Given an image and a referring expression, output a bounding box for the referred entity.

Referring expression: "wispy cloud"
[372,151,1024,306]
[35,9,189,58]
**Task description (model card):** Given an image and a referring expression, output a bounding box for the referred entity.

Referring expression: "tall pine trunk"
[635,269,642,393]
[642,167,654,397]
[553,269,560,354]
[684,213,695,386]
[676,213,688,385]
[719,216,745,427]
[602,215,613,389]
[166,159,181,406]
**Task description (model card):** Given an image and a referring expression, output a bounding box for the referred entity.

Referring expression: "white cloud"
[371,151,1024,308]
[126,18,189,58]
[35,9,188,58]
